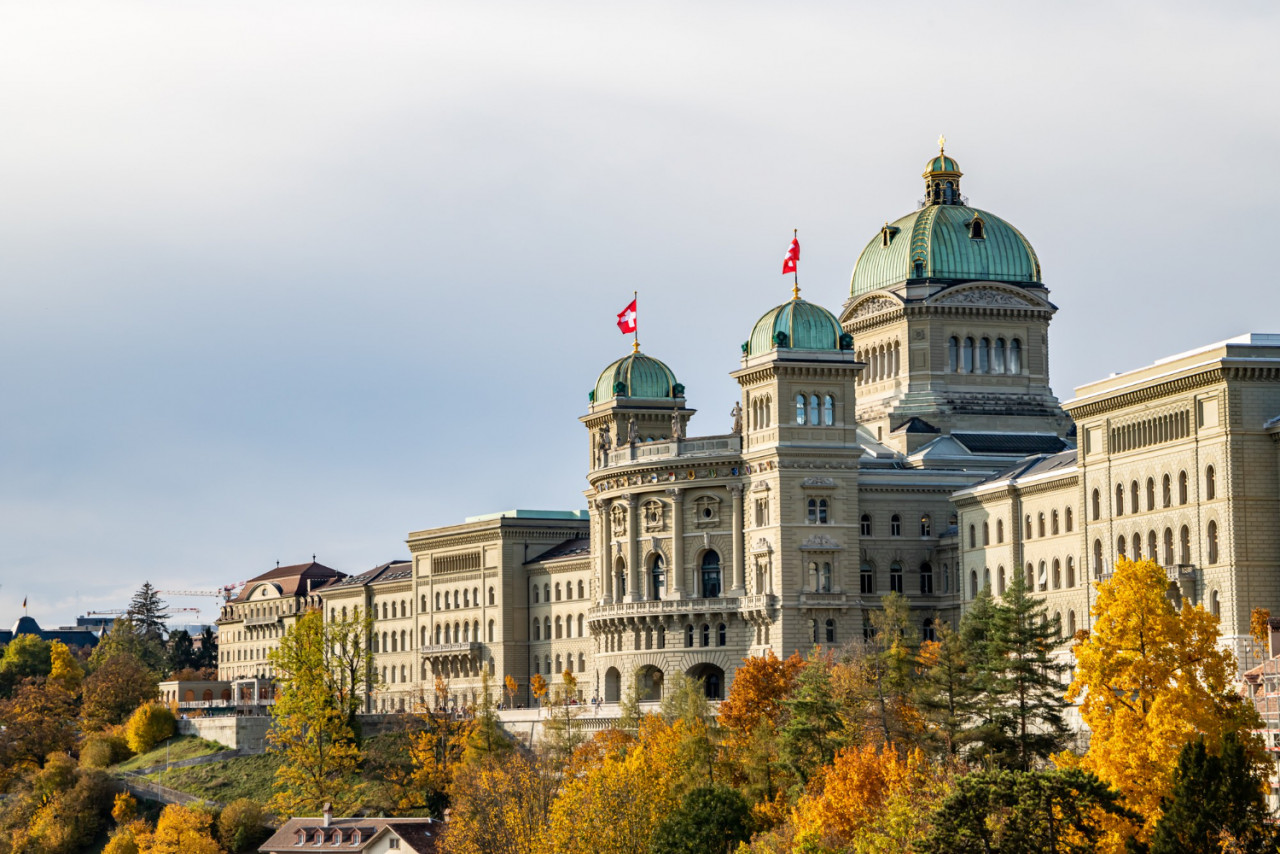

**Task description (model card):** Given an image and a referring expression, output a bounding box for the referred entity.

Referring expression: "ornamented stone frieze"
[936,287,1035,307]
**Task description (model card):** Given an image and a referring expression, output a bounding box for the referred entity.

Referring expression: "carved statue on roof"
[730,402,743,435]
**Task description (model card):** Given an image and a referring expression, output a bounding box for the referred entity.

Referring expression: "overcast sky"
[2,1,1277,626]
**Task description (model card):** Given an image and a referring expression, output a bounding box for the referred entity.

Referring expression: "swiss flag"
[782,238,800,275]
[617,299,637,334]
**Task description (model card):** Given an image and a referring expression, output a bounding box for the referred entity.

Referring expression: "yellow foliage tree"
[440,753,556,854]
[49,640,83,693]
[135,804,224,854]
[125,702,176,754]
[529,673,548,705]
[788,744,950,853]
[718,651,803,821]
[1065,558,1262,843]
[542,716,686,854]
[113,792,138,824]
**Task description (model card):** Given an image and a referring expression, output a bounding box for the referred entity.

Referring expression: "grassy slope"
[143,753,281,804]
[115,736,230,771]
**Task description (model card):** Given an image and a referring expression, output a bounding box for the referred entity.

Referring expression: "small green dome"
[850,205,1042,297]
[591,352,681,403]
[925,154,960,173]
[747,298,844,357]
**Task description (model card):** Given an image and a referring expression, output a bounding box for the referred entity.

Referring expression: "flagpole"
[632,290,639,353]
[792,228,800,300]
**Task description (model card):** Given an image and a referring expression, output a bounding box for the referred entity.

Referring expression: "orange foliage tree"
[718,651,803,820]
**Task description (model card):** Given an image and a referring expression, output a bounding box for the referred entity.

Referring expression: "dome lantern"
[923,134,964,206]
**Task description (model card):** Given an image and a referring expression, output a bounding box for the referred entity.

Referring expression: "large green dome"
[747,298,844,357]
[850,204,1042,297]
[591,352,682,403]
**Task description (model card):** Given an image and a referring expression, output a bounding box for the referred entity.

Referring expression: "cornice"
[1066,368,1225,419]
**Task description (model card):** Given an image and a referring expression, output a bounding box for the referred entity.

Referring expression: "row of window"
[532,613,588,641]
[794,393,836,426]
[435,586,497,611]
[860,513,950,538]
[856,340,900,385]
[532,579,587,604]
[615,550,723,599]
[602,622,730,652]
[947,336,1023,374]
[534,651,589,676]
[1106,522,1219,566]
[1098,466,1216,519]
[858,560,950,596]
[1109,410,1191,454]
[431,619,496,645]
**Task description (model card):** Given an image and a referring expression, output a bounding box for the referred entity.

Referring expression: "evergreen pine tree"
[779,652,845,785]
[126,582,169,641]
[915,619,982,757]
[195,626,218,670]
[166,629,197,675]
[462,670,512,764]
[1150,732,1276,854]
[866,591,921,746]
[987,571,1069,770]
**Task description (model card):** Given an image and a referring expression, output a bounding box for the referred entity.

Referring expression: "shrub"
[217,798,271,853]
[125,702,176,755]
[81,733,133,768]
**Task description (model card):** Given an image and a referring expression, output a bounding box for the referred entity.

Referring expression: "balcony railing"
[420,642,482,657]
[243,614,280,627]
[589,594,775,621]
[605,435,742,468]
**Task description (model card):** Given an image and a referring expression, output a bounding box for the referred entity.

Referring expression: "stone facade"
[216,561,339,681]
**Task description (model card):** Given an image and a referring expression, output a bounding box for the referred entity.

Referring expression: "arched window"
[1179,471,1189,505]
[530,586,537,604]
[997,566,1007,596]
[1066,556,1075,588]
[1207,521,1219,564]
[1129,481,1139,515]
[1025,515,1033,538]
[1051,510,1059,535]
[994,338,1006,373]
[1179,525,1191,564]
[684,624,694,648]
[1092,489,1101,520]
[891,514,902,537]
[1117,536,1127,559]
[968,524,976,548]
[822,395,834,426]
[860,514,872,536]
[701,551,722,598]
[825,619,836,643]
[982,522,990,545]
[920,514,932,537]
[717,623,727,646]
[1145,478,1155,511]
[970,570,978,597]
[1131,532,1141,559]
[1009,338,1022,373]
[861,561,875,594]
[795,394,806,425]
[808,395,820,427]
[578,580,585,598]
[544,584,550,603]
[1038,561,1048,591]
[1094,539,1104,578]
[543,616,551,640]
[978,337,991,373]
[1206,465,1216,500]
[650,554,665,600]
[489,586,496,605]
[820,562,833,593]
[890,561,903,593]
[1163,528,1174,565]
[997,519,1004,543]
[1038,513,1046,538]
[1115,484,1125,517]
[1163,474,1172,507]
[1211,590,1221,619]
[948,337,959,372]
[701,624,711,647]
[1148,530,1157,560]
[919,562,934,595]
[1065,507,1073,532]
[578,614,584,636]
[818,499,829,523]
[962,337,975,372]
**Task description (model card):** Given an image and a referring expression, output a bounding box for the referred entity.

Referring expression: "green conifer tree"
[915,619,982,757]
[126,582,169,641]
[779,652,844,786]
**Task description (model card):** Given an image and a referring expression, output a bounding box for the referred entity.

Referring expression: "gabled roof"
[525,537,591,565]
[326,561,412,589]
[261,817,440,854]
[892,417,940,434]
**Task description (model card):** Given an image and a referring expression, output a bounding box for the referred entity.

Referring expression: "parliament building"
[217,145,1280,714]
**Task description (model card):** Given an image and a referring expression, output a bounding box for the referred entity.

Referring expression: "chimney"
[1268,619,1280,660]
[322,803,332,828]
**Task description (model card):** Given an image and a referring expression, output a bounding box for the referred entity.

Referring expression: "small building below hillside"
[261,805,440,854]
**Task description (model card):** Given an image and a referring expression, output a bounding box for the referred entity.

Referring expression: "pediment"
[842,293,903,323]
[929,284,1048,309]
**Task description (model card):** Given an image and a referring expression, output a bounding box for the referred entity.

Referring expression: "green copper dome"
[850,204,1042,297]
[747,298,844,357]
[591,352,681,403]
[926,154,959,173]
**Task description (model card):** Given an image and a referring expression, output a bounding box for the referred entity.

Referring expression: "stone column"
[730,485,745,595]
[625,494,641,602]
[667,488,684,599]
[597,499,614,603]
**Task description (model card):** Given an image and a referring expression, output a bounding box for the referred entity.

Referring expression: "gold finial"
[792,282,801,300]
[938,133,946,154]
[632,339,640,354]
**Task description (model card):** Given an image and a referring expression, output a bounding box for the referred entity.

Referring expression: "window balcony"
[588,594,775,623]
[420,642,482,658]
[244,614,280,628]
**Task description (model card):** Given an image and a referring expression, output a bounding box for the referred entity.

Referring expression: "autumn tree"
[441,752,556,854]
[82,651,159,731]
[865,591,925,748]
[0,754,115,854]
[0,677,79,774]
[136,804,224,854]
[985,571,1069,770]
[0,635,52,696]
[541,670,585,763]
[658,673,718,791]
[1067,558,1262,841]
[409,675,470,816]
[216,799,271,853]
[125,702,176,754]
[49,640,84,693]
[719,651,802,816]
[462,671,513,765]
[504,674,518,708]
[779,651,846,787]
[89,618,166,679]
[529,672,548,707]
[267,609,364,816]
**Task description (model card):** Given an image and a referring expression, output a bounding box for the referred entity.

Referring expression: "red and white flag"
[617,299,637,334]
[782,237,800,275]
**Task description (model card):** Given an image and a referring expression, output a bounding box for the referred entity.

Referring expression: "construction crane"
[159,583,245,602]
[87,607,201,617]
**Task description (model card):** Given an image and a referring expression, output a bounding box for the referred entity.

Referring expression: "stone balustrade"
[605,435,742,468]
